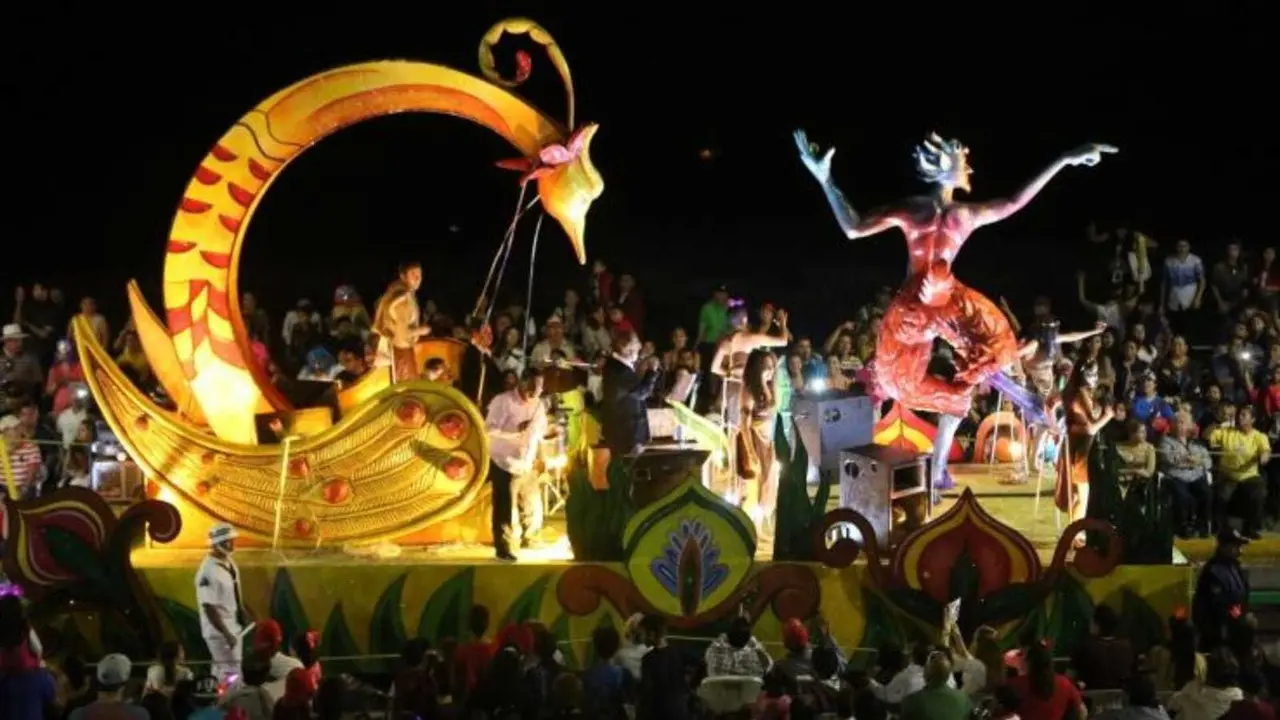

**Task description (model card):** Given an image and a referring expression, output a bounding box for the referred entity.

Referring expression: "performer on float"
[794,128,1116,490]
[1057,359,1114,544]
[711,301,789,488]
[1007,319,1109,483]
[484,367,549,561]
[741,348,781,534]
[372,260,431,382]
[195,523,247,685]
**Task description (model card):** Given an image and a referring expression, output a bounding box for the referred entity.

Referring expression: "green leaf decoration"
[1045,573,1095,656]
[499,573,552,629]
[859,587,904,664]
[416,567,474,643]
[269,569,312,647]
[551,613,577,669]
[948,546,981,610]
[886,586,943,628]
[773,416,816,560]
[156,599,211,662]
[319,604,368,676]
[369,573,409,665]
[56,615,93,660]
[1114,586,1167,656]
[976,583,1040,629]
[1004,604,1048,651]
[566,458,634,561]
[44,526,112,596]
[100,611,147,659]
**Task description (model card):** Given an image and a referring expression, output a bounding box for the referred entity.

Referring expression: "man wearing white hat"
[1,323,43,414]
[196,523,246,684]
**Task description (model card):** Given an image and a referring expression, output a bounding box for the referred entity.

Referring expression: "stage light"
[809,378,827,393]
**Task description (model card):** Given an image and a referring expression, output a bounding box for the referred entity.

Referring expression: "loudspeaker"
[839,445,931,549]
[628,447,711,508]
[792,392,875,470]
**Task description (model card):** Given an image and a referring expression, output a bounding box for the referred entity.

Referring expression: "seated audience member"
[581,626,630,719]
[878,642,956,704]
[1007,644,1085,720]
[1168,648,1244,720]
[273,668,318,720]
[637,614,689,720]
[898,651,973,720]
[1094,673,1168,719]
[453,604,496,698]
[1158,411,1213,538]
[753,665,798,719]
[68,653,145,720]
[391,638,437,720]
[774,618,814,680]
[1208,404,1271,539]
[704,616,772,678]
[222,651,276,720]
[144,641,194,697]
[614,613,649,682]
[1073,605,1135,691]
[1221,667,1275,720]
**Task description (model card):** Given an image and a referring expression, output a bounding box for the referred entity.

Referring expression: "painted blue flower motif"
[650,518,730,615]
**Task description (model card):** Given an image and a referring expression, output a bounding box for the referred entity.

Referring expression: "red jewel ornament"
[436,413,466,442]
[287,457,310,478]
[195,481,212,497]
[294,518,314,537]
[514,50,532,83]
[134,415,150,432]
[322,478,351,505]
[145,480,161,499]
[443,457,469,480]
[395,399,427,428]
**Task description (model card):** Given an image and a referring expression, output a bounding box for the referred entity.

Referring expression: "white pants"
[512,472,544,542]
[204,634,243,685]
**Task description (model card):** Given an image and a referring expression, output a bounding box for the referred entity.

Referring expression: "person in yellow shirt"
[1207,404,1271,539]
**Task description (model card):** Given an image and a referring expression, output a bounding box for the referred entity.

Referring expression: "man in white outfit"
[484,368,548,560]
[196,523,246,685]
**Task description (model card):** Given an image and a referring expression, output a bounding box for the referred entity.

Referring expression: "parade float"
[0,18,1194,673]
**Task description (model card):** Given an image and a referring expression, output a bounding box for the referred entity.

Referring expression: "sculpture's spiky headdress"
[913,132,969,186]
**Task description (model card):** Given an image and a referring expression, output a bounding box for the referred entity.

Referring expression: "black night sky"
[8,3,1268,337]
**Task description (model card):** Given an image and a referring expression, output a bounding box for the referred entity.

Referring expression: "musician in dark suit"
[600,330,662,455]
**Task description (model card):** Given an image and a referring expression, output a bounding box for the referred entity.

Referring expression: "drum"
[539,432,568,472]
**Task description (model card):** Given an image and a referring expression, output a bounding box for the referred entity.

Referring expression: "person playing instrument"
[372,261,431,382]
[795,128,1116,491]
[484,368,548,561]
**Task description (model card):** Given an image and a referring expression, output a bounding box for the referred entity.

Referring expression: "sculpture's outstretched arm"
[794,129,904,240]
[972,143,1118,228]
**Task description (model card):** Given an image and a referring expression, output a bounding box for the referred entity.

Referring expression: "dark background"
[6,2,1267,339]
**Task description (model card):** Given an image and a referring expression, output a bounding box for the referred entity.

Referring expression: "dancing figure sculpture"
[795,129,1116,490]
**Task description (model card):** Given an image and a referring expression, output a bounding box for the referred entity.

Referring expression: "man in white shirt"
[196,523,246,684]
[1161,239,1205,336]
[484,368,548,561]
[529,315,577,366]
